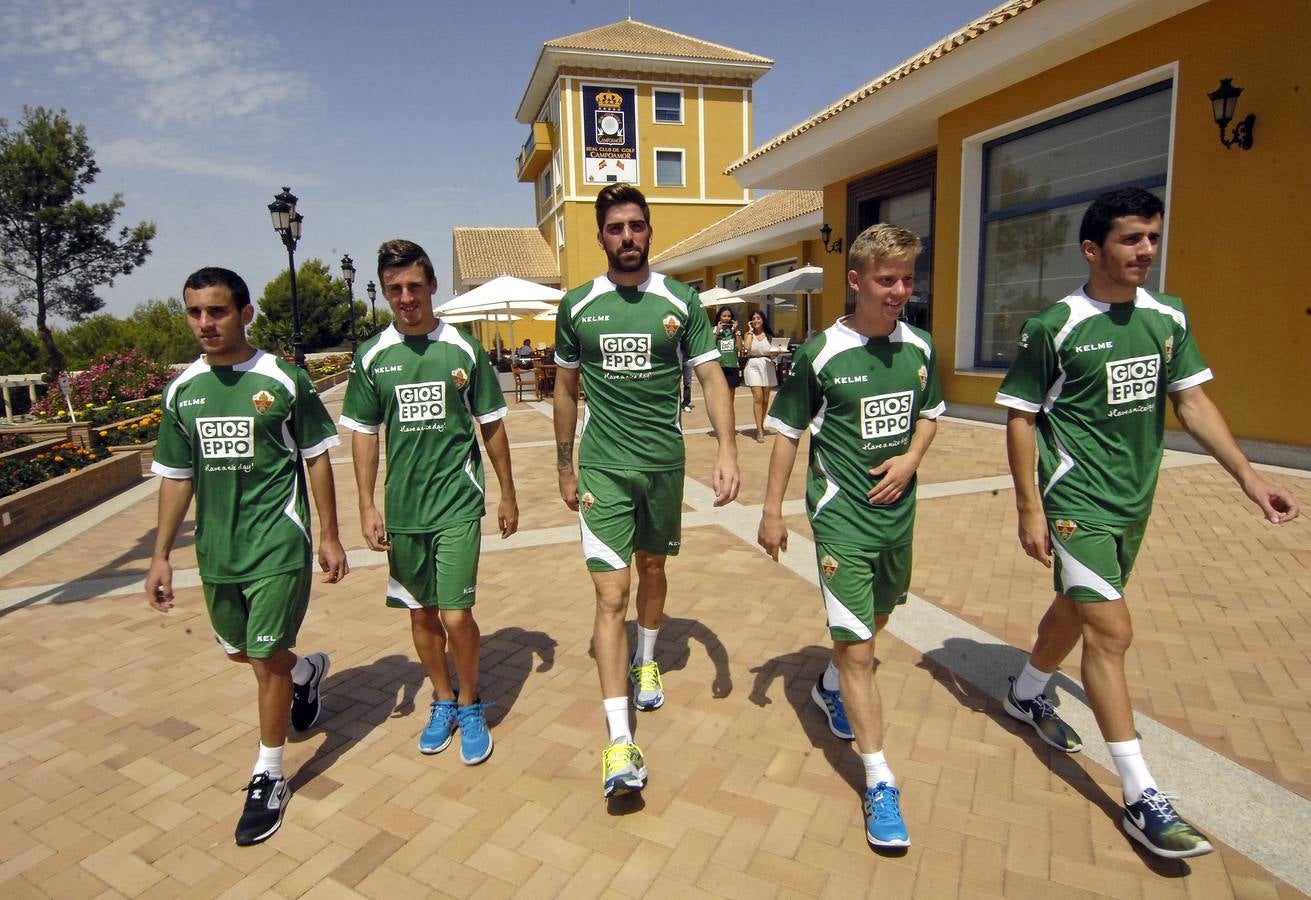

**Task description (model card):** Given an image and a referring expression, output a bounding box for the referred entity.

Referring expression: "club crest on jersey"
[1054,519,1078,541]
[451,367,468,390]
[1163,335,1174,364]
[580,491,595,513]
[251,390,275,415]
[662,314,680,338]
[820,554,839,582]
[917,365,927,391]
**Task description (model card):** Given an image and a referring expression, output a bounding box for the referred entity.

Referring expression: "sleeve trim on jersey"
[554,354,580,369]
[338,414,381,434]
[995,392,1042,413]
[474,407,508,425]
[151,461,192,479]
[764,415,803,440]
[689,349,719,367]
[919,401,946,420]
[1166,369,1213,393]
[301,434,341,459]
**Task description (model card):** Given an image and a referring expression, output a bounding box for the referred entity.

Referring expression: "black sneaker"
[1123,788,1214,858]
[1003,676,1082,752]
[290,652,329,732]
[234,772,290,846]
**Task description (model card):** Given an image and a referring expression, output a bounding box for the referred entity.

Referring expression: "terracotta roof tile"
[728,0,1042,173]
[453,228,559,284]
[652,190,822,263]
[545,19,772,64]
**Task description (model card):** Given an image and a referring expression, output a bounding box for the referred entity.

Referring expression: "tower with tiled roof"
[512,18,773,289]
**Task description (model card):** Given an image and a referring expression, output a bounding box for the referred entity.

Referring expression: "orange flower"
[99,430,108,437]
[53,455,63,462]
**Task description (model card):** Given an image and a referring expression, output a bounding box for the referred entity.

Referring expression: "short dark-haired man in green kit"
[997,187,1298,859]
[147,266,348,847]
[554,184,739,799]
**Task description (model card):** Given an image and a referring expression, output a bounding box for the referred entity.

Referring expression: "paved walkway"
[1,382,1308,899]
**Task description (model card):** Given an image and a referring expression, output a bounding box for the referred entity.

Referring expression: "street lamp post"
[340,254,357,355]
[267,187,305,367]
[366,280,378,331]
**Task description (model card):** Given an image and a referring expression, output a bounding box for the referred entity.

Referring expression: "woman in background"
[742,310,779,442]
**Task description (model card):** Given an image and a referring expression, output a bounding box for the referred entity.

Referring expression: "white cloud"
[99,137,312,186]
[1,0,308,126]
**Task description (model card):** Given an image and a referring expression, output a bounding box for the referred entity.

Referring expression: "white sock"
[290,654,313,685]
[822,660,841,692]
[1107,739,1157,803]
[603,697,631,743]
[1012,661,1052,702]
[254,742,284,780]
[634,625,659,665]
[862,751,895,789]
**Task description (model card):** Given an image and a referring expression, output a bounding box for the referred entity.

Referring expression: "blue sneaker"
[863,782,910,847]
[457,700,494,765]
[811,676,854,740]
[1123,788,1213,859]
[418,700,458,754]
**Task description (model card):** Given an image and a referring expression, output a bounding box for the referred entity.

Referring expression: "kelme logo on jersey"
[600,333,651,371]
[820,554,839,582]
[396,381,446,422]
[451,368,468,390]
[860,390,914,439]
[1054,519,1078,541]
[662,314,680,339]
[197,416,254,458]
[251,390,275,415]
[580,491,595,512]
[1105,354,1160,405]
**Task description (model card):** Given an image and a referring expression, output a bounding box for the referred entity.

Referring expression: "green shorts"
[387,520,482,610]
[578,467,683,571]
[815,541,910,643]
[1049,517,1148,601]
[203,567,312,659]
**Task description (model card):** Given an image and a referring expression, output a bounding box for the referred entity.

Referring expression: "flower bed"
[0,441,110,498]
[99,408,163,447]
[0,451,143,553]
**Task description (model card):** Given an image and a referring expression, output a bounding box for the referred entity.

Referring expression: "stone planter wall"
[0,451,143,552]
[106,441,157,476]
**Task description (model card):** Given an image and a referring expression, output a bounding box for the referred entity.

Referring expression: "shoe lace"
[457,701,492,736]
[865,784,900,822]
[632,662,661,692]
[603,742,638,771]
[1029,694,1058,719]
[1140,790,1180,824]
[427,700,457,729]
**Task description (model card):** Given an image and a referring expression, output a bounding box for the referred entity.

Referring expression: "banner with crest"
[582,84,639,185]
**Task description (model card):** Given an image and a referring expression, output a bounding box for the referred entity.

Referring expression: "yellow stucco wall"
[821,0,1308,446]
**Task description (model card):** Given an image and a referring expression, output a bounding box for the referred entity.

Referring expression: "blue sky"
[1,0,998,320]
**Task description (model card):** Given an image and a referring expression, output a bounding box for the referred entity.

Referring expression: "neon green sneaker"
[601,739,647,798]
[629,660,664,711]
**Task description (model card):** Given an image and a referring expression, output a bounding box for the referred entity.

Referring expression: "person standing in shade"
[996,187,1298,859]
[758,224,943,848]
[742,309,779,443]
[341,239,518,766]
[147,267,348,847]
[554,184,739,799]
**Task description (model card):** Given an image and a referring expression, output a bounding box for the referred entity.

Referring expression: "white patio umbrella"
[698,286,744,308]
[733,265,825,334]
[434,276,563,351]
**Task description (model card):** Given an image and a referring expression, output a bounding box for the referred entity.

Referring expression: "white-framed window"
[961,74,1174,369]
[654,148,684,187]
[717,270,743,291]
[654,88,683,124]
[538,166,553,207]
[553,149,563,195]
[555,215,564,249]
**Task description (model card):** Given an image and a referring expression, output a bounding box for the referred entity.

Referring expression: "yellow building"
[726,0,1308,453]
[452,17,773,351]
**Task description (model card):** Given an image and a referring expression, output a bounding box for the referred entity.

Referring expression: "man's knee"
[633,551,667,580]
[1079,601,1133,655]
[834,638,876,669]
[410,607,444,636]
[249,649,294,680]
[439,607,477,638]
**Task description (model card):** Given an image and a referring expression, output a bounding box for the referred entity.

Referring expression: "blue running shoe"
[811,676,854,740]
[457,700,494,765]
[419,700,458,754]
[863,782,910,847]
[1123,788,1213,858]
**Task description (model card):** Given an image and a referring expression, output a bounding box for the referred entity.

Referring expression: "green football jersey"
[555,273,716,471]
[339,322,506,532]
[715,324,739,368]
[766,318,945,549]
[152,350,340,583]
[996,287,1212,525]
